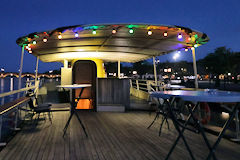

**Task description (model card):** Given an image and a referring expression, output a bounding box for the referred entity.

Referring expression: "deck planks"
[0,106,239,160]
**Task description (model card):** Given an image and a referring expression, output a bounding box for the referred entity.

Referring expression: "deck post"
[18,46,25,90]
[63,59,68,68]
[118,60,121,78]
[153,57,158,91]
[191,47,198,89]
[35,56,39,83]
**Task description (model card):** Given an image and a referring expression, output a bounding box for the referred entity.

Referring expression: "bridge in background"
[0,73,60,78]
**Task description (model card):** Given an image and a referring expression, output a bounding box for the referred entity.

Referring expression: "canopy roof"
[16,24,209,63]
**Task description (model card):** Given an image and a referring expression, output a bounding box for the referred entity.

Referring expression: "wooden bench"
[0,96,30,146]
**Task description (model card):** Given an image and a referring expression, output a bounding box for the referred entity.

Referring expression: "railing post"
[147,80,151,92]
[136,80,139,90]
[130,79,133,88]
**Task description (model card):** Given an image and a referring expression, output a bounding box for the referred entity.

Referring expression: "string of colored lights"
[17,24,208,53]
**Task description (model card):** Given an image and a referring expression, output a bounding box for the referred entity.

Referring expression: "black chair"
[28,97,52,123]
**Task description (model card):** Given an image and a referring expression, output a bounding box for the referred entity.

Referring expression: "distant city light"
[133,71,137,74]
[185,48,188,52]
[228,73,231,76]
[1,68,4,72]
[222,112,229,119]
[49,70,53,73]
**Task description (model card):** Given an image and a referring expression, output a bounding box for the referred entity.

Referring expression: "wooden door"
[72,60,96,110]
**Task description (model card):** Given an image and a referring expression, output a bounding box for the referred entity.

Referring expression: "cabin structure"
[16,24,209,111]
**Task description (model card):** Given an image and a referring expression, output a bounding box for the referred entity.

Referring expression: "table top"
[150,90,240,103]
[56,84,92,89]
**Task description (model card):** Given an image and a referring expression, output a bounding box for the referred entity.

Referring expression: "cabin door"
[72,60,96,110]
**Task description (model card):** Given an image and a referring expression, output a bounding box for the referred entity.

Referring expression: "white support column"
[63,59,68,68]
[18,46,25,90]
[191,47,199,89]
[118,60,121,78]
[153,57,158,91]
[35,56,39,83]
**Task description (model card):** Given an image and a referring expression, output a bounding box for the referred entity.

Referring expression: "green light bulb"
[129,28,134,34]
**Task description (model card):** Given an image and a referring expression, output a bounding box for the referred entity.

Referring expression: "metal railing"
[130,79,165,93]
[0,80,39,145]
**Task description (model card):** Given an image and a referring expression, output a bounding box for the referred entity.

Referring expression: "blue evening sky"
[0,0,239,72]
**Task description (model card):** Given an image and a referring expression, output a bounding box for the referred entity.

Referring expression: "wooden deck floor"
[0,106,239,160]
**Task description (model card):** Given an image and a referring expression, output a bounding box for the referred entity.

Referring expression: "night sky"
[0,0,239,73]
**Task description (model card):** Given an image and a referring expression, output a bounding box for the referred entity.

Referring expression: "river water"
[0,77,59,105]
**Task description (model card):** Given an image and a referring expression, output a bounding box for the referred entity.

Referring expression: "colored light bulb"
[112,29,117,34]
[75,32,79,37]
[43,37,47,42]
[178,33,183,39]
[163,31,168,37]
[58,34,62,39]
[33,40,37,45]
[129,28,134,34]
[148,30,152,35]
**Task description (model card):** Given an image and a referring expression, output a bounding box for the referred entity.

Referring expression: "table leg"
[75,111,88,137]
[147,111,160,129]
[187,103,217,160]
[165,99,197,160]
[62,87,88,138]
[206,103,239,160]
[63,111,74,137]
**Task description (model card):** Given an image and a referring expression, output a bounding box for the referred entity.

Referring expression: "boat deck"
[0,104,239,160]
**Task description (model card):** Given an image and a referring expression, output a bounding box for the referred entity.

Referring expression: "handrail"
[0,86,36,98]
[130,79,165,93]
